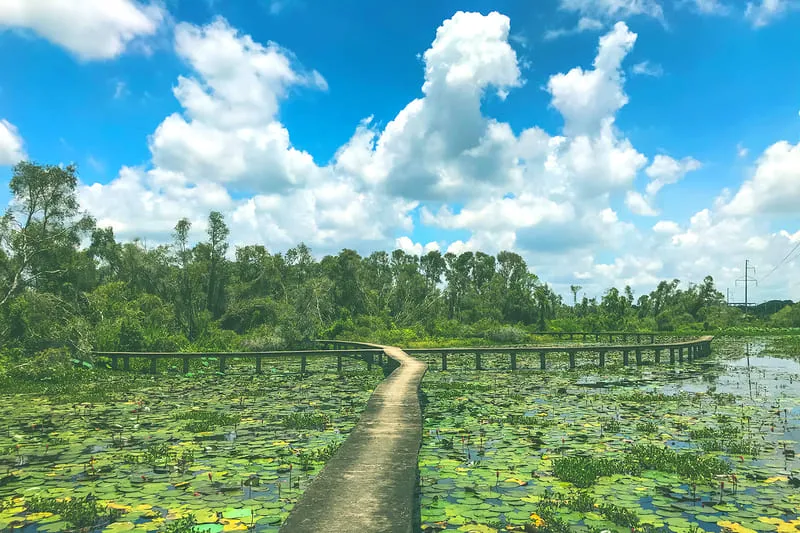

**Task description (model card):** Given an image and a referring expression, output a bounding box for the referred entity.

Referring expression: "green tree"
[0,162,94,306]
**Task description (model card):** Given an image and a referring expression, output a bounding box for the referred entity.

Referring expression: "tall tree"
[0,162,94,306]
[570,284,582,307]
[205,211,230,319]
[172,218,198,340]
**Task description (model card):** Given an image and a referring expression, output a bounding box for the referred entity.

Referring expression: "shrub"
[486,325,526,344]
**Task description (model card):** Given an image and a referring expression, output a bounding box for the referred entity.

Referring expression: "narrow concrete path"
[279,345,427,533]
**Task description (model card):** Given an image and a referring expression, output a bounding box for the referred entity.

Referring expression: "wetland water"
[1,338,798,533]
[0,359,383,532]
[418,337,800,532]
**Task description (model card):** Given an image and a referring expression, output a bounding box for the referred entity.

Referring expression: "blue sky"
[0,0,798,301]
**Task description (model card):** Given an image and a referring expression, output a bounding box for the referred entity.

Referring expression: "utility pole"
[726,288,730,305]
[735,260,758,313]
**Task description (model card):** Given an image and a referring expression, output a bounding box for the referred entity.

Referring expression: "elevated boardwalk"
[279,342,426,533]
[404,335,714,370]
[94,334,715,532]
[94,348,388,374]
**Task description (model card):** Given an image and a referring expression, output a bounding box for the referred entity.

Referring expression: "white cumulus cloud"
[547,22,637,136]
[0,119,25,166]
[723,141,800,216]
[0,0,164,60]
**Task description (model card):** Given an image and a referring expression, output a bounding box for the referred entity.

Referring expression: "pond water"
[418,337,800,533]
[0,360,383,532]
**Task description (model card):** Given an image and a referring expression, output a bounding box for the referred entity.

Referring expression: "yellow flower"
[717,520,757,533]
[529,513,545,527]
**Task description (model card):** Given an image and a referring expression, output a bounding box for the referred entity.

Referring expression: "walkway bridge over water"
[95,333,714,533]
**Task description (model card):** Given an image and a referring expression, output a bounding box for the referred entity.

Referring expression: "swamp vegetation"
[0,359,383,532]
[417,337,800,533]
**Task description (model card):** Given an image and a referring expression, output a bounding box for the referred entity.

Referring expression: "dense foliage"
[1,162,797,362]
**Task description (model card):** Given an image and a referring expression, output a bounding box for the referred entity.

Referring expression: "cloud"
[395,237,440,255]
[723,140,800,216]
[626,191,658,216]
[543,16,604,40]
[80,16,415,255]
[622,154,700,217]
[0,0,165,60]
[113,80,129,99]
[653,220,680,234]
[688,0,730,15]
[737,143,749,158]
[645,155,702,196]
[73,11,800,300]
[547,22,637,136]
[557,0,664,21]
[0,119,25,165]
[149,17,329,194]
[745,0,794,26]
[87,155,105,173]
[335,10,524,201]
[632,60,664,77]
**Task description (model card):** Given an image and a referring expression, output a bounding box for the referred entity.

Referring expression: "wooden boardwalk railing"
[94,334,714,374]
[93,348,387,374]
[530,331,658,343]
[404,336,714,370]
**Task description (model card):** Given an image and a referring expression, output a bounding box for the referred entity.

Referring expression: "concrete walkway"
[279,345,427,533]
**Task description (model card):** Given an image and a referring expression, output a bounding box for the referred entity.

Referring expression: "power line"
[761,240,800,282]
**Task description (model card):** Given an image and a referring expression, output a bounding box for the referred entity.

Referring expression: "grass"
[553,444,731,487]
[524,490,640,532]
[281,411,330,429]
[26,496,122,530]
[173,409,242,433]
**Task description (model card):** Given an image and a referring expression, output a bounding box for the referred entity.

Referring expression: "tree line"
[1,162,798,359]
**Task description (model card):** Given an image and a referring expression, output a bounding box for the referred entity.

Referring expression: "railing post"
[183,357,189,374]
[337,354,343,373]
[569,333,574,340]
[568,351,576,370]
[650,334,655,344]
[256,356,262,373]
[655,349,661,364]
[475,353,482,371]
[539,351,546,370]
[150,357,157,375]
[669,348,675,364]
[441,353,447,371]
[678,347,684,363]
[301,354,308,375]
[367,353,373,371]
[623,350,629,366]
[688,345,694,362]
[124,356,130,371]
[219,356,226,373]
[635,348,642,366]
[622,333,628,343]
[595,333,600,341]
[111,355,118,370]
[599,350,606,368]
[510,353,517,371]
[582,333,587,342]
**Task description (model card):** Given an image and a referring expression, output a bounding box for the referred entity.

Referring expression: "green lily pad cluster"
[418,337,800,532]
[0,361,383,532]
